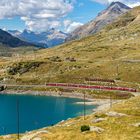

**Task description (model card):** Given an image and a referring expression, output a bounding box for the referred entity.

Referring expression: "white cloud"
[91,0,108,4]
[63,20,72,28]
[63,20,83,32]
[0,0,75,31]
[91,0,140,8]
[127,2,140,8]
[2,27,7,31]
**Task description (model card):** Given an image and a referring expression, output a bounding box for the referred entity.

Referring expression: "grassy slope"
[0,44,38,57]
[31,96,140,140]
[38,96,140,140]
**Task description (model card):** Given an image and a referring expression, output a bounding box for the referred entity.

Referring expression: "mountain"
[67,2,131,41]
[9,28,69,48]
[0,29,37,48]
[8,30,21,36]
[3,5,140,85]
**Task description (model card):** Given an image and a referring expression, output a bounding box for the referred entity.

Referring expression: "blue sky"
[0,17,25,31]
[67,0,106,23]
[0,0,139,32]
[0,0,105,32]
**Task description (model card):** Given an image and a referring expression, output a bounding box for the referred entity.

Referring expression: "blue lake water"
[0,94,96,135]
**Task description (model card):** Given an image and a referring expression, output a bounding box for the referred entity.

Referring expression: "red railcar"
[85,78,115,83]
[46,83,137,92]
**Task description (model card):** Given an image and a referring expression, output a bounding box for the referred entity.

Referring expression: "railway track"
[0,83,138,96]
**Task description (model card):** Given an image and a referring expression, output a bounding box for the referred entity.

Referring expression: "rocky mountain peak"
[107,1,131,13]
[0,29,35,47]
[109,1,131,9]
[8,28,69,48]
[98,1,131,16]
[66,2,131,41]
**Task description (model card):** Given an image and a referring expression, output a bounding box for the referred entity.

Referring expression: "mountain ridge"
[66,1,131,41]
[8,28,69,48]
[0,29,38,48]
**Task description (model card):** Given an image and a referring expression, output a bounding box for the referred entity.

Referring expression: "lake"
[0,94,96,135]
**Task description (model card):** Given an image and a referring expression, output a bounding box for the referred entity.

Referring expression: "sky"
[0,0,139,33]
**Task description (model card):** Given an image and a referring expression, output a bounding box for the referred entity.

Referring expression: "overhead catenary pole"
[84,92,86,120]
[110,82,113,108]
[117,64,119,78]
[17,99,20,140]
[110,92,112,108]
[34,50,37,78]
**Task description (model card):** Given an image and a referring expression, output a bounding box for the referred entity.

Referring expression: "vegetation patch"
[95,113,107,118]
[7,61,43,75]
[48,56,62,62]
[65,57,76,62]
[0,85,5,91]
[81,125,90,132]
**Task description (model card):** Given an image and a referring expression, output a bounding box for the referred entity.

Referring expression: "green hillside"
[0,6,140,93]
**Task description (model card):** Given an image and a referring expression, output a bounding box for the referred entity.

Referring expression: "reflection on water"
[55,97,66,119]
[0,94,96,135]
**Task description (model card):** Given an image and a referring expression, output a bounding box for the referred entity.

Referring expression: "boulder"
[90,126,104,133]
[132,123,140,127]
[106,111,127,117]
[33,138,42,140]
[92,118,107,123]
[3,135,11,139]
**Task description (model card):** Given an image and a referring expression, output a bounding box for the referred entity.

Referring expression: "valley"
[0,2,139,140]
[1,6,140,92]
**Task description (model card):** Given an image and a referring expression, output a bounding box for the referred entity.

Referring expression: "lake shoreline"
[0,90,121,112]
[0,89,123,138]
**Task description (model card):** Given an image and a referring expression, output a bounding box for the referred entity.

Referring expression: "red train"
[46,83,137,92]
[85,78,115,83]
